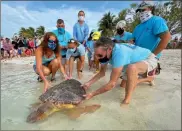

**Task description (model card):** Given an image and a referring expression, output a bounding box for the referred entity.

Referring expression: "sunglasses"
[48,40,56,43]
[68,39,76,43]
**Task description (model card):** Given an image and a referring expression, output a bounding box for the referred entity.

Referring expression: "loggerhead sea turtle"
[27,79,100,123]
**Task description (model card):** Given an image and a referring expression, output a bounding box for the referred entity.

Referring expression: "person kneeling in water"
[33,32,69,92]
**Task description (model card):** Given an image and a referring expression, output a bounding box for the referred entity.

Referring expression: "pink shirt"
[2,40,13,51]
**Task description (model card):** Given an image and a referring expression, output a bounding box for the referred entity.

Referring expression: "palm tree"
[19,27,27,37]
[36,26,45,37]
[98,12,116,37]
[19,27,36,38]
[27,27,36,38]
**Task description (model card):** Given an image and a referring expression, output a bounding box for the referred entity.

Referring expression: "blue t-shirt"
[66,44,85,60]
[86,40,94,57]
[73,22,89,43]
[52,29,72,56]
[114,31,132,42]
[100,44,151,68]
[132,16,169,59]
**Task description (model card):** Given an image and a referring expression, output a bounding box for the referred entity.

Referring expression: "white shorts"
[121,53,158,80]
[91,52,94,61]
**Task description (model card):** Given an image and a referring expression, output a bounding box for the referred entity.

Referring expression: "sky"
[1,1,163,38]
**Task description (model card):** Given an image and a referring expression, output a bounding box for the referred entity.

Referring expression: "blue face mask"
[58,27,65,34]
[48,41,56,50]
[69,48,76,53]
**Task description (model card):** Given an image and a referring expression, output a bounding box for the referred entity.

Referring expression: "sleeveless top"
[34,53,56,65]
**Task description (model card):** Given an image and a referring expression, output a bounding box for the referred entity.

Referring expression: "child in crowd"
[88,31,101,73]
[86,29,96,70]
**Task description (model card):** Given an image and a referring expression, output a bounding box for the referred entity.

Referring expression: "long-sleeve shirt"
[2,40,13,51]
[73,22,89,43]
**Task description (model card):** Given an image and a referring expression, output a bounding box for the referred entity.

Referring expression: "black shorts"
[73,55,80,61]
[62,55,66,58]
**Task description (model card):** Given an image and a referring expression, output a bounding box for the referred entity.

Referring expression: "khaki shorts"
[122,53,158,80]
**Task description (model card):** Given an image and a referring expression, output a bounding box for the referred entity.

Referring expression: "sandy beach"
[1,49,181,130]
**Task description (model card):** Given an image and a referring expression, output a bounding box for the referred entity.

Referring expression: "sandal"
[37,76,43,82]
[51,77,56,81]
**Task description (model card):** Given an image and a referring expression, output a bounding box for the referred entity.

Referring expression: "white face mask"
[78,16,84,21]
[139,11,153,23]
[69,48,76,53]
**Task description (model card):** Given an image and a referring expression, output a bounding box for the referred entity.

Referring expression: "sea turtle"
[27,79,98,123]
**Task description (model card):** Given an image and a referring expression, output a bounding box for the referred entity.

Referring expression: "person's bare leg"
[120,79,126,88]
[122,62,148,105]
[137,76,155,86]
[77,59,82,79]
[48,58,59,80]
[88,57,91,70]
[69,57,74,78]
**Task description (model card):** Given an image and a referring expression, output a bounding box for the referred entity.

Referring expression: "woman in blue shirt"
[73,10,89,48]
[65,39,86,79]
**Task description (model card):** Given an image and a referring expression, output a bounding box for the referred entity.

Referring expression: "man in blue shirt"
[113,20,133,43]
[73,10,89,48]
[52,19,72,69]
[126,1,171,86]
[81,37,158,105]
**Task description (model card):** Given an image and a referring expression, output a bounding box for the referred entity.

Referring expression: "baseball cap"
[92,31,101,41]
[116,20,126,29]
[136,1,154,13]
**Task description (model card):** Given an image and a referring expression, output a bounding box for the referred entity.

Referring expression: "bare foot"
[120,99,130,107]
[149,80,155,86]
[78,72,83,80]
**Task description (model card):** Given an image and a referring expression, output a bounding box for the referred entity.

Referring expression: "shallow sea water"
[1,57,181,130]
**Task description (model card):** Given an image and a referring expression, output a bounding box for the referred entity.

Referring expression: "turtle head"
[26,110,47,123]
[27,102,58,123]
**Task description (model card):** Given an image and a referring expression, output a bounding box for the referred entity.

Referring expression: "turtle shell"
[39,79,86,105]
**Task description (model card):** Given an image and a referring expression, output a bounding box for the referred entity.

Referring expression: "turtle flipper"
[64,104,101,119]
[26,102,60,123]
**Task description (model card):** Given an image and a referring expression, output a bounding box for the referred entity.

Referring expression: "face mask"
[139,11,153,23]
[69,48,76,53]
[117,28,124,35]
[78,16,84,21]
[98,55,110,63]
[48,42,56,50]
[58,27,65,34]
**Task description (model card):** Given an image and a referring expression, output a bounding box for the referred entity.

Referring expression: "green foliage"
[19,26,45,38]
[36,26,45,37]
[155,1,182,35]
[98,1,181,36]
[98,12,116,37]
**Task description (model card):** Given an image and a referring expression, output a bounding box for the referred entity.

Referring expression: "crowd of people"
[1,1,174,105]
[167,36,182,49]
[0,35,42,60]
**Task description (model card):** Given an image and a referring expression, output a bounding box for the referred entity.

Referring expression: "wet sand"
[1,49,181,130]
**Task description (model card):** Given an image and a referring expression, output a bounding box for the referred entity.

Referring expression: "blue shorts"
[18,49,22,55]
